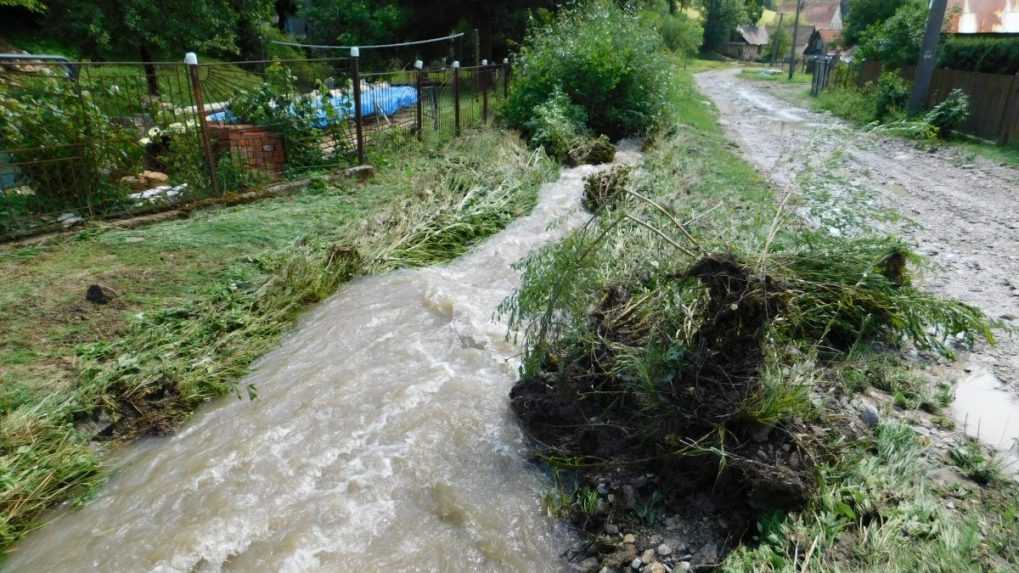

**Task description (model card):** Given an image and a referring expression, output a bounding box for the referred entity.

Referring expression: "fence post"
[351,47,365,165]
[185,52,220,196]
[481,59,489,124]
[999,72,1019,145]
[415,59,424,141]
[453,60,461,137]
[503,58,510,98]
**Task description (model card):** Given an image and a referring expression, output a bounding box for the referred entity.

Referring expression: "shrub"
[0,79,142,210]
[940,36,1019,75]
[504,1,673,140]
[857,0,927,68]
[525,88,590,163]
[874,71,910,119]
[660,12,704,58]
[227,62,333,171]
[924,89,970,138]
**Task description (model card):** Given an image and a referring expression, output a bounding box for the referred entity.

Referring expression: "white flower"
[167,122,185,134]
[139,137,151,146]
[147,127,162,138]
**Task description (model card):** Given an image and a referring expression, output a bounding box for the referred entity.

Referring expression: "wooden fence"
[857,61,1019,144]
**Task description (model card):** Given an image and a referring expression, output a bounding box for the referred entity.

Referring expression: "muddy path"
[696,69,1019,396]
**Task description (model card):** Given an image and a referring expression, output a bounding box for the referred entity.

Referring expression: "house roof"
[946,0,1019,33]
[819,29,842,45]
[767,24,817,54]
[736,25,770,46]
[803,2,841,29]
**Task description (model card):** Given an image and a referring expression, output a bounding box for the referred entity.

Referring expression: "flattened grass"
[0,128,554,550]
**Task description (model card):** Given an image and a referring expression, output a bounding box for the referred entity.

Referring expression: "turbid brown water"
[4,144,643,573]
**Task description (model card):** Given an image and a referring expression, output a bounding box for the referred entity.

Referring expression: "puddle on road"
[951,367,1019,475]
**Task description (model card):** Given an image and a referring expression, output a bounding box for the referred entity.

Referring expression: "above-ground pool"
[207,85,419,127]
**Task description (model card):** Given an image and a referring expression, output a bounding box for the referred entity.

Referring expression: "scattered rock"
[605,523,620,535]
[577,557,600,572]
[58,212,84,228]
[622,534,637,544]
[630,558,642,570]
[345,164,376,181]
[860,405,880,429]
[141,170,169,185]
[657,543,672,556]
[647,564,668,573]
[641,548,656,563]
[678,562,692,572]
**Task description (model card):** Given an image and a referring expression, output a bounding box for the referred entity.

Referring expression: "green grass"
[0,128,554,551]
[812,85,1019,168]
[739,68,812,85]
[507,58,1012,573]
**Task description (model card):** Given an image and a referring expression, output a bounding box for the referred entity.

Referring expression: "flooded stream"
[5,144,642,572]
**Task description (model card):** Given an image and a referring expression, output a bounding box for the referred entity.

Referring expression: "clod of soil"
[511,254,817,566]
[85,284,117,305]
[583,165,632,211]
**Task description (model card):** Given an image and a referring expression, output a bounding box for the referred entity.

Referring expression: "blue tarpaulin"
[207,85,418,127]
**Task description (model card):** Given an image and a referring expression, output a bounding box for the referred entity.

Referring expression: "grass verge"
[505,60,1016,572]
[0,128,555,549]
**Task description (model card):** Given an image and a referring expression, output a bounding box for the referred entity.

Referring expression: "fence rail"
[836,61,1019,145]
[0,53,511,241]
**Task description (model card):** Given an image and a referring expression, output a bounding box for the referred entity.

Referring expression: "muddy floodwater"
[5,144,642,573]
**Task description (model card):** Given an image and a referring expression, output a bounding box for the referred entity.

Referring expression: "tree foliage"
[844,0,910,46]
[702,0,747,52]
[857,0,926,68]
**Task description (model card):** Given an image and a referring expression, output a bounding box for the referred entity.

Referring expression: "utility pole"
[788,0,803,80]
[908,0,949,115]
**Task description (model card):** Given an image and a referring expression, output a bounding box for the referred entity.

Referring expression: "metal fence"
[0,53,510,241]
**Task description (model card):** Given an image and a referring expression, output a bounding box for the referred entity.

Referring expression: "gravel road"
[696,67,1019,391]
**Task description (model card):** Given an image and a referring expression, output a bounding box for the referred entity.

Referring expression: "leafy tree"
[702,0,746,52]
[844,0,909,46]
[745,0,764,23]
[45,0,273,95]
[768,24,790,62]
[0,0,46,12]
[857,0,926,67]
[301,0,405,47]
[661,12,704,57]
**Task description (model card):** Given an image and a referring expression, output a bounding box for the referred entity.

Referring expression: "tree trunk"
[139,45,160,98]
[670,0,677,15]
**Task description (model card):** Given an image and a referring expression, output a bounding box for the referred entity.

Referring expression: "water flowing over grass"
[0,129,554,551]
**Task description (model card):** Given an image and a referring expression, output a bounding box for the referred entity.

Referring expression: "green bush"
[524,88,589,163]
[940,36,1019,75]
[924,89,970,138]
[228,62,330,170]
[503,1,673,140]
[857,0,927,68]
[660,12,704,58]
[0,80,142,212]
[874,71,910,119]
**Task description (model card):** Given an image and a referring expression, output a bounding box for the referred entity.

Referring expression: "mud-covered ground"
[696,68,1019,393]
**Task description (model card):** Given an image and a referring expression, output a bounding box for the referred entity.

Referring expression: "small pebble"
[657,543,672,556]
[631,558,643,569]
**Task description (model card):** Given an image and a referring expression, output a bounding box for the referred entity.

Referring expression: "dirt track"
[696,68,1019,390]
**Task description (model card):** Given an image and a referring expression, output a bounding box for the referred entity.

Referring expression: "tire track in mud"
[695,68,1019,393]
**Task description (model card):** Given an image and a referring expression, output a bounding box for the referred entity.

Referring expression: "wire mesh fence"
[0,52,511,241]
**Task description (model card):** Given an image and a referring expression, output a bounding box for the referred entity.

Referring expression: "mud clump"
[510,254,816,567]
[583,166,632,212]
[570,135,617,166]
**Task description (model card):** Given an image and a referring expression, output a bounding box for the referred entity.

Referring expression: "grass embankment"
[508,62,1019,571]
[0,129,555,549]
[813,84,1019,168]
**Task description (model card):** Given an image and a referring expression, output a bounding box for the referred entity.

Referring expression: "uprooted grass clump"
[502,124,995,564]
[0,130,555,550]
